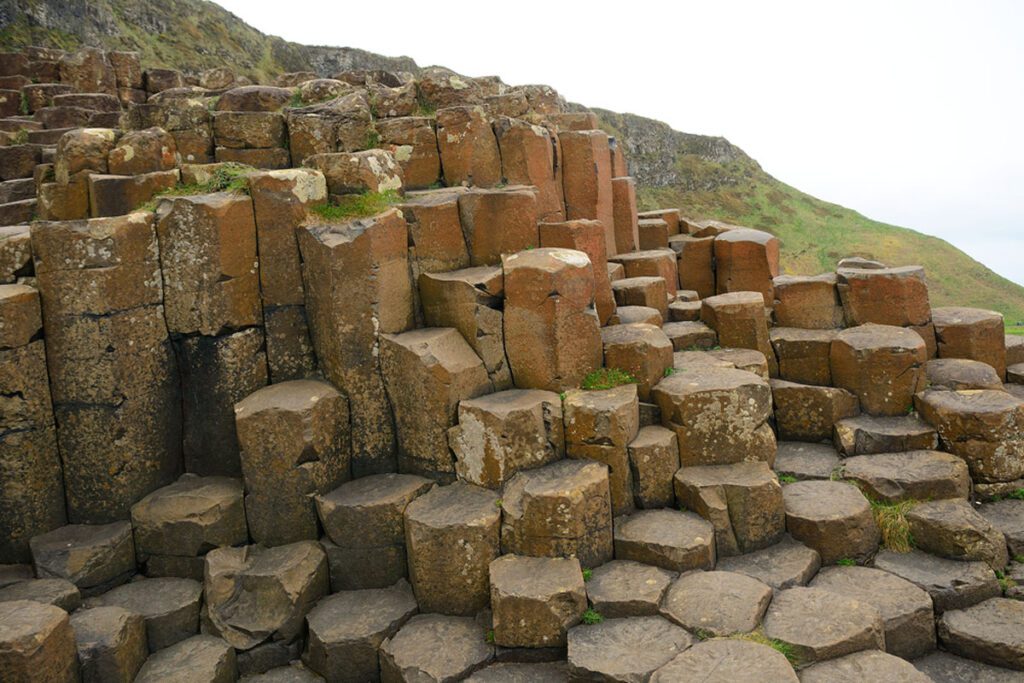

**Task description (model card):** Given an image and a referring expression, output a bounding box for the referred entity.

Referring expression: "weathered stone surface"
[831,324,927,416]
[299,209,412,475]
[87,170,180,218]
[539,219,615,323]
[567,616,693,682]
[302,580,417,683]
[585,560,675,618]
[662,320,717,351]
[913,651,1021,682]
[0,225,31,283]
[933,307,1007,378]
[978,499,1024,558]
[874,549,1001,613]
[449,389,563,489]
[915,388,1024,483]
[666,300,701,323]
[772,273,844,329]
[1008,335,1024,367]
[906,499,1008,570]
[380,328,491,481]
[285,93,372,161]
[235,379,350,546]
[98,577,202,651]
[611,276,668,319]
[763,586,884,666]
[216,85,292,112]
[674,461,785,557]
[811,565,935,659]
[782,481,879,564]
[661,570,772,636]
[216,146,290,170]
[304,149,403,195]
[713,228,779,302]
[770,327,836,386]
[837,265,932,326]
[770,379,860,443]
[627,426,679,509]
[500,460,613,569]
[938,598,1024,671]
[404,482,500,616]
[243,661,325,682]
[502,248,602,392]
[0,600,78,683]
[834,413,939,456]
[651,639,798,683]
[801,650,931,683]
[602,327,672,401]
[490,554,586,648]
[213,111,286,150]
[30,522,134,596]
[436,106,501,187]
[773,441,841,481]
[611,177,640,255]
[0,578,79,612]
[204,541,328,651]
[70,606,147,683]
[466,661,567,682]
[613,509,715,572]
[560,130,615,256]
[927,358,1006,391]
[637,218,669,251]
[652,366,775,466]
[841,450,970,502]
[107,127,178,175]
[316,474,433,591]
[134,635,237,683]
[610,249,678,292]
[716,535,821,590]
[668,235,714,299]
[493,117,563,222]
[699,292,775,373]
[59,47,116,94]
[379,614,494,681]
[377,117,440,189]
[0,144,42,181]
[54,128,118,183]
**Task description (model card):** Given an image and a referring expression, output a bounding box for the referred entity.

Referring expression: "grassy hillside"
[596,110,1024,326]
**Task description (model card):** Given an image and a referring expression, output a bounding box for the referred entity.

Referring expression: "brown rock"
[801,650,931,683]
[702,291,776,375]
[493,117,564,221]
[613,509,715,572]
[584,560,675,618]
[663,321,717,351]
[134,635,236,683]
[611,177,640,255]
[652,639,798,683]
[713,228,779,302]
[0,600,78,683]
[216,85,292,112]
[489,554,586,648]
[30,522,135,596]
[836,265,932,326]
[874,549,1001,613]
[610,249,678,292]
[54,128,118,183]
[436,106,501,187]
[567,616,693,681]
[773,441,841,482]
[978,499,1024,558]
[611,276,668,319]
[907,499,1008,570]
[770,327,836,386]
[458,186,539,266]
[70,606,147,683]
[833,413,938,456]
[59,48,115,94]
[772,273,844,329]
[107,127,178,175]
[715,535,822,590]
[628,426,679,509]
[87,170,179,218]
[830,323,927,416]
[379,614,494,681]
[782,481,879,564]
[933,306,1007,378]
[669,235,716,299]
[637,218,669,250]
[841,450,970,502]
[613,305,663,326]
[377,116,440,189]
[600,325,673,400]
[399,189,470,273]
[0,225,32,283]
[938,598,1024,670]
[770,379,860,442]
[97,577,202,652]
[539,218,615,323]
[661,570,773,636]
[560,130,616,256]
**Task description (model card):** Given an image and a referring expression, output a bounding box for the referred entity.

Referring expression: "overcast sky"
[217,0,1024,285]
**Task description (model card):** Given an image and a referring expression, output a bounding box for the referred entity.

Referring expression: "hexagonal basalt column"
[830,324,927,416]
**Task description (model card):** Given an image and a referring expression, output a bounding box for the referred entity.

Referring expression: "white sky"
[216,0,1024,285]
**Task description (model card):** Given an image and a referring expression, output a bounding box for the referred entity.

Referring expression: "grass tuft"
[582,368,636,391]
[484,629,495,644]
[581,609,603,625]
[836,558,856,567]
[729,629,799,666]
[136,162,254,211]
[582,568,593,582]
[777,474,797,484]
[870,499,916,553]
[309,190,401,221]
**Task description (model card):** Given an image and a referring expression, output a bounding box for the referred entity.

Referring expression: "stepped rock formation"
[0,37,1022,683]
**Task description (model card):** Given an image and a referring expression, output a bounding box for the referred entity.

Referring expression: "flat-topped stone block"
[673,461,784,557]
[0,599,79,683]
[836,265,931,327]
[833,414,938,456]
[906,499,1008,570]
[611,305,663,326]
[762,586,884,667]
[301,580,417,683]
[782,481,879,564]
[584,560,675,618]
[660,570,772,636]
[379,614,494,682]
[97,577,202,652]
[701,291,775,374]
[938,598,1024,671]
[611,276,668,318]
[874,549,1001,613]
[913,651,1022,682]
[458,186,539,266]
[637,217,669,250]
[30,521,135,597]
[489,554,586,648]
[978,499,1024,557]
[773,442,841,481]
[716,535,821,590]
[713,228,779,302]
[70,605,147,683]
[810,564,936,659]
[770,327,837,386]
[840,450,971,502]
[666,300,701,322]
[538,218,616,324]
[772,273,843,329]
[315,473,434,590]
[661,320,716,351]
[926,358,1006,391]
[404,482,500,615]
[670,234,715,298]
[0,578,80,612]
[564,385,638,515]
[770,379,860,443]
[800,650,931,683]
[500,459,613,568]
[651,638,798,683]
[613,509,715,572]
[567,616,693,682]
[933,306,1007,379]
[609,249,678,292]
[600,324,673,400]
[830,323,927,416]
[134,635,237,683]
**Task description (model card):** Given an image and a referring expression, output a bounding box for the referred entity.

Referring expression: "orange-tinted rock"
[600,325,673,401]
[637,218,669,251]
[107,127,178,175]
[59,48,116,94]
[303,149,404,195]
[539,219,615,324]
[87,170,179,218]
[836,266,932,327]
[376,117,440,190]
[560,130,615,256]
[773,273,844,329]
[436,106,501,187]
[214,146,290,169]
[458,186,539,266]
[714,229,779,302]
[770,327,837,386]
[831,324,927,416]
[638,209,680,236]
[493,117,564,221]
[770,379,861,443]
[611,177,640,254]
[215,85,292,112]
[611,277,667,319]
[702,292,776,376]
[669,235,715,299]
[54,128,118,183]
[503,248,602,391]
[932,307,1007,379]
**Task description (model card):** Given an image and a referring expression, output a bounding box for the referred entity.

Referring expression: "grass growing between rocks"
[136,163,254,211]
[309,190,401,222]
[870,499,916,553]
[836,558,856,567]
[581,609,603,625]
[582,368,636,391]
[995,570,1017,594]
[729,629,799,666]
[777,474,797,484]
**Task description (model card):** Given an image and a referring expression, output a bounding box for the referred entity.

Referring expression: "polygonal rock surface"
[978,499,1024,557]
[874,549,1001,613]
[612,276,668,318]
[0,578,80,612]
[30,521,135,596]
[840,450,971,502]
[772,272,844,330]
[660,570,773,636]
[770,327,837,386]
[713,228,779,302]
[242,662,325,682]
[906,499,1009,570]
[769,379,860,443]
[701,291,775,374]
[613,509,715,572]
[134,635,237,683]
[567,616,693,682]
[204,541,329,650]
[70,605,147,683]
[379,614,494,682]
[627,426,679,509]
[449,390,564,489]
[833,414,938,456]
[933,307,1007,379]
[912,650,1022,682]
[800,650,931,682]
[404,482,500,615]
[773,442,840,482]
[500,459,613,569]
[96,577,202,651]
[302,580,417,683]
[762,587,884,666]
[489,554,586,648]
[650,639,798,683]
[939,598,1024,671]
[836,265,931,327]
[600,324,673,400]
[810,565,936,659]
[927,358,1006,391]
[782,481,879,564]
[0,600,79,683]
[585,560,676,618]
[652,366,775,466]
[315,473,434,590]
[466,662,567,682]
[830,324,927,416]
[716,535,821,590]
[662,321,717,352]
[673,461,785,557]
